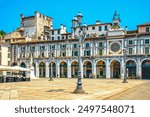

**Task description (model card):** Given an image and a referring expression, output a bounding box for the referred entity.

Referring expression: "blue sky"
[0,0,150,33]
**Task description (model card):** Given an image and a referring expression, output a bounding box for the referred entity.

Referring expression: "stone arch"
[60,61,67,78]
[71,61,78,78]
[83,60,93,65]
[96,60,106,78]
[109,59,121,65]
[38,61,46,66]
[126,60,136,78]
[20,62,26,68]
[39,62,46,78]
[95,59,106,65]
[49,62,56,77]
[141,59,150,79]
[83,60,92,78]
[110,60,121,78]
[126,59,137,65]
[140,58,150,66]
[59,60,67,65]
[11,62,18,66]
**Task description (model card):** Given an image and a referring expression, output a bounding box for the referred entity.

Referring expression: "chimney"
[96,20,101,24]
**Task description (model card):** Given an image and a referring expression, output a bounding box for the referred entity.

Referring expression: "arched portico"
[60,61,67,78]
[71,61,78,78]
[110,60,121,78]
[141,60,150,79]
[39,62,46,77]
[96,60,106,78]
[126,60,136,78]
[11,62,18,66]
[20,62,26,68]
[83,61,92,78]
[49,62,56,77]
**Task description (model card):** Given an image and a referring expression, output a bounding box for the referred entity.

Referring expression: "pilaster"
[36,62,39,77]
[56,61,60,78]
[121,58,124,79]
[92,59,96,78]
[46,62,49,78]
[67,60,71,78]
[106,59,110,78]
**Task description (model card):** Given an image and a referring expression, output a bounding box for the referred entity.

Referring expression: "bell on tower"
[113,11,121,21]
[112,11,121,29]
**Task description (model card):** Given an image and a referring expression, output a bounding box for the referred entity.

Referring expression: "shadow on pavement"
[46,89,64,92]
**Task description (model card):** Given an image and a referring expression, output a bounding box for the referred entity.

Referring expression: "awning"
[0,65,30,72]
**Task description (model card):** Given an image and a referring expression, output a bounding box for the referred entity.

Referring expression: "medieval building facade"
[7,11,150,79]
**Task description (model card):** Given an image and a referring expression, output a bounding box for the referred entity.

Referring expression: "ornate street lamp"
[122,48,128,83]
[76,12,83,26]
[72,12,87,94]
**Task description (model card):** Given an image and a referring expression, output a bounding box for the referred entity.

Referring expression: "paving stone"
[0,91,10,100]
[0,78,147,100]
[10,90,19,100]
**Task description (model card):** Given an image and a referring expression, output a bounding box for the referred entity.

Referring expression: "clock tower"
[107,11,125,55]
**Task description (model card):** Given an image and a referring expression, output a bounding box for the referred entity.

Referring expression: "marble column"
[92,60,96,78]
[46,62,49,78]
[106,59,110,79]
[67,60,71,78]
[36,62,39,77]
[56,61,60,78]
[121,58,124,79]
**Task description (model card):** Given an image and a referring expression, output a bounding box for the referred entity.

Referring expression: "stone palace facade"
[5,11,150,79]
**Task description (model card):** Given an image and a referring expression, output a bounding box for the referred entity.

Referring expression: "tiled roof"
[137,22,150,27]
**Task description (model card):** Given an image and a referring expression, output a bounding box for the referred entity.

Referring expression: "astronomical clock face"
[111,42,120,52]
[110,41,121,54]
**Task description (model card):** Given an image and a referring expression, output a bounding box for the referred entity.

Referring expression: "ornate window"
[58,36,60,40]
[128,48,133,55]
[145,39,149,44]
[99,26,102,31]
[30,46,35,51]
[146,27,150,32]
[99,42,103,47]
[105,25,108,31]
[51,37,54,40]
[145,47,149,54]
[40,46,45,51]
[58,30,60,34]
[52,30,54,35]
[85,43,90,48]
[128,40,133,45]
[84,50,90,56]
[21,47,26,51]
[92,26,95,30]
[73,44,77,48]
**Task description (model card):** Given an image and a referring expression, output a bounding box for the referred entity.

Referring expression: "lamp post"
[122,48,128,83]
[72,12,87,94]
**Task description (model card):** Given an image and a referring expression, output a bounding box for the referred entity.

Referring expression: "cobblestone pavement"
[0,78,147,100]
[105,80,150,100]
